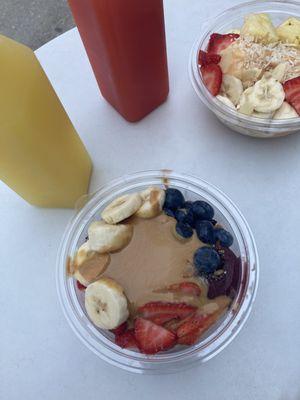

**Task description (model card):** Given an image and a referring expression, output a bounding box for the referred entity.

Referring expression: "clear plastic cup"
[189,0,300,138]
[56,170,259,373]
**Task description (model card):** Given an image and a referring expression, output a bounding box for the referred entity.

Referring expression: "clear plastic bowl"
[56,170,259,373]
[189,0,300,138]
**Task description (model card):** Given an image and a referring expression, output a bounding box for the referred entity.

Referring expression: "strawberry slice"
[149,313,179,326]
[177,311,223,345]
[111,321,128,336]
[283,76,300,115]
[176,312,209,338]
[137,301,197,320]
[198,50,221,66]
[134,318,177,354]
[76,280,86,291]
[200,64,222,96]
[168,282,201,297]
[207,33,239,55]
[115,329,137,349]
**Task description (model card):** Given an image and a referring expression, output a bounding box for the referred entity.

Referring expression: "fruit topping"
[115,329,137,349]
[76,280,87,291]
[111,321,128,336]
[207,33,240,55]
[175,208,194,227]
[192,200,214,221]
[138,301,197,320]
[283,76,300,115]
[134,318,177,354]
[195,220,215,244]
[194,246,221,275]
[148,313,179,326]
[207,247,240,299]
[200,64,223,96]
[198,50,221,66]
[167,282,201,297]
[164,188,185,210]
[214,228,234,248]
[175,222,194,239]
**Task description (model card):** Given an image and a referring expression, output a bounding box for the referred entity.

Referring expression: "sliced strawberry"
[137,301,197,320]
[283,76,300,115]
[115,329,137,349]
[176,312,209,338]
[168,282,201,297]
[200,64,222,96]
[198,50,221,66]
[134,318,177,354]
[149,313,179,326]
[207,33,239,55]
[76,280,86,291]
[163,318,182,333]
[111,321,128,336]
[177,330,201,345]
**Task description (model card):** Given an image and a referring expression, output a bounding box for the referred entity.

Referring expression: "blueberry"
[175,209,186,223]
[164,207,175,218]
[195,220,215,244]
[175,209,194,226]
[175,222,193,239]
[164,188,185,210]
[214,228,233,248]
[193,246,221,275]
[184,201,193,210]
[191,201,214,221]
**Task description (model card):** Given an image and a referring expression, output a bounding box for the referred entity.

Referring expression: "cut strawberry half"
[168,282,201,297]
[198,50,221,66]
[148,313,179,326]
[111,321,128,336]
[76,280,86,291]
[137,301,197,320]
[177,330,202,346]
[207,33,239,55]
[115,329,137,349]
[134,318,177,354]
[283,76,300,115]
[200,64,222,96]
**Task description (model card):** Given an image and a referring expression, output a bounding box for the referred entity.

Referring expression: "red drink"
[68,0,169,122]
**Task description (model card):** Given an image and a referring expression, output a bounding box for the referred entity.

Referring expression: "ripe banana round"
[252,111,274,119]
[221,74,243,105]
[238,87,255,115]
[250,75,285,113]
[88,221,133,253]
[135,187,165,218]
[101,193,143,224]
[85,277,129,330]
[273,102,299,119]
[216,95,236,109]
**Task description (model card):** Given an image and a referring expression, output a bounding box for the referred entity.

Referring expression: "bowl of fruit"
[190,0,300,138]
[56,170,258,373]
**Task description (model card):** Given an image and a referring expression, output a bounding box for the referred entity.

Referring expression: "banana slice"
[273,102,298,119]
[88,221,133,253]
[216,95,236,109]
[85,278,129,330]
[221,74,243,105]
[136,187,165,219]
[250,75,285,113]
[238,87,255,115]
[241,68,262,89]
[101,193,143,224]
[271,63,288,83]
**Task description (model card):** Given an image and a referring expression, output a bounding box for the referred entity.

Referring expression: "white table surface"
[1,0,300,398]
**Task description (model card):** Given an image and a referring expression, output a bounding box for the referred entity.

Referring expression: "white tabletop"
[1,0,300,398]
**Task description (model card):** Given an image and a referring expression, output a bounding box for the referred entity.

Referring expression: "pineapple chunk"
[277,17,300,47]
[241,13,279,44]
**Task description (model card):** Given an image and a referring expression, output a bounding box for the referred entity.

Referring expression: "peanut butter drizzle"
[102,214,207,308]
